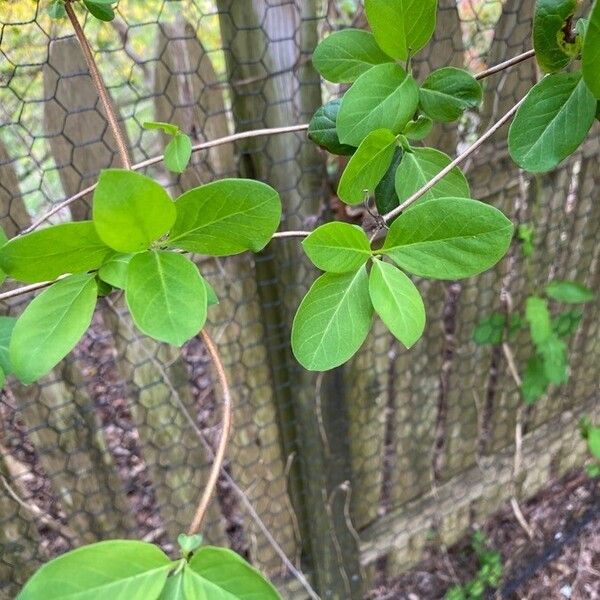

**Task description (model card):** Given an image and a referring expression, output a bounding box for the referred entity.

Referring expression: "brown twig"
[474,49,535,81]
[64,1,131,169]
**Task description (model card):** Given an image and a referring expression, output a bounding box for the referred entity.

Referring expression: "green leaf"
[0,221,114,284]
[291,267,373,371]
[203,278,219,307]
[403,115,433,140]
[588,426,600,459]
[158,572,184,599]
[143,121,180,136]
[312,29,393,83]
[545,280,595,303]
[98,253,133,289]
[552,309,582,337]
[364,0,438,60]
[374,147,403,215]
[83,0,115,21]
[93,170,176,253]
[308,100,356,156]
[337,129,397,204]
[95,277,113,297]
[0,316,17,375]
[177,534,203,556]
[419,67,482,122]
[126,251,207,346]
[394,147,470,206]
[47,0,66,19]
[583,0,600,98]
[10,274,97,384]
[302,222,372,273]
[381,197,513,279]
[337,64,419,146]
[525,296,552,346]
[517,224,535,258]
[369,260,425,348]
[538,335,568,384]
[533,0,579,73]
[0,225,8,286]
[167,179,281,256]
[17,540,172,600]
[508,72,597,172]
[187,546,282,600]
[164,133,192,174]
[473,313,506,346]
[521,354,549,404]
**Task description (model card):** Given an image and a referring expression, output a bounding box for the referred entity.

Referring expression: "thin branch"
[24,124,310,233]
[64,1,131,169]
[474,49,535,81]
[271,230,312,239]
[188,329,232,535]
[383,97,526,223]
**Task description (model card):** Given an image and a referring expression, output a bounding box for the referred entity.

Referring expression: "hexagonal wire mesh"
[0,0,599,598]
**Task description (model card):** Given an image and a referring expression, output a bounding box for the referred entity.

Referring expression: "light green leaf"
[0,316,16,375]
[308,99,356,156]
[83,0,115,21]
[545,280,595,303]
[364,0,438,60]
[0,221,114,284]
[93,170,175,253]
[419,67,483,122]
[158,572,184,599]
[374,147,403,215]
[167,179,281,256]
[164,133,192,173]
[10,274,97,384]
[177,534,204,556]
[312,29,393,83]
[538,335,568,384]
[0,225,7,285]
[337,129,397,204]
[98,254,133,289]
[525,296,552,346]
[291,267,373,371]
[143,121,180,136]
[47,0,66,19]
[533,0,579,73]
[588,426,600,459]
[403,115,433,140]
[187,546,282,600]
[394,147,470,206]
[203,278,219,307]
[17,540,172,600]
[0,367,4,389]
[521,354,549,405]
[508,72,597,172]
[302,222,372,273]
[126,251,207,346]
[337,64,419,146]
[369,260,425,348]
[381,197,513,280]
[583,0,600,98]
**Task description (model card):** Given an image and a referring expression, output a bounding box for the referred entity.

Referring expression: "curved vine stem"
[188,329,233,535]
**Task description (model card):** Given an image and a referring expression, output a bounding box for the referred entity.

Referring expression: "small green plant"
[444,532,503,600]
[580,417,600,477]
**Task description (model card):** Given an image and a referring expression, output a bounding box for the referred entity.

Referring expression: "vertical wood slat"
[153,17,298,572]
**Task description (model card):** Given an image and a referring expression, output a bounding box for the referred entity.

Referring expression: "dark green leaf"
[10,274,97,384]
[583,0,600,98]
[302,222,372,273]
[381,197,513,280]
[369,260,425,348]
[588,426,600,459]
[521,354,549,404]
[337,64,419,146]
[47,0,66,19]
[337,128,397,204]
[533,0,579,73]
[98,253,133,289]
[167,179,281,256]
[525,296,552,346]
[143,121,180,136]
[93,170,176,253]
[188,546,282,600]
[545,280,595,303]
[552,309,582,337]
[95,277,113,297]
[83,0,115,21]
[403,115,433,140]
[0,222,114,284]
[394,147,470,206]
[0,316,16,375]
[125,251,207,346]
[308,99,356,156]
[508,72,597,172]
[419,67,483,122]
[17,540,172,600]
[291,267,373,371]
[364,0,438,60]
[312,29,393,83]
[473,313,506,346]
[164,133,192,174]
[374,147,403,215]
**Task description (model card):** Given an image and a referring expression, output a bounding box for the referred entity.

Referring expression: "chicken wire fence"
[0,1,599,599]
